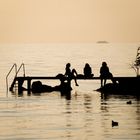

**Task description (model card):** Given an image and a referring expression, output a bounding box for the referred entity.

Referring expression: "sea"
[0,43,140,140]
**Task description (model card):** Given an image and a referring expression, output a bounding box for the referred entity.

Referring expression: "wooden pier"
[10,76,101,94]
[6,63,140,96]
[9,76,139,95]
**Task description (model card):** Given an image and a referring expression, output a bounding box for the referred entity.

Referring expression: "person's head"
[66,63,71,68]
[85,63,89,67]
[102,62,107,67]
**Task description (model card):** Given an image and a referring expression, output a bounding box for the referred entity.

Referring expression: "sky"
[0,0,140,43]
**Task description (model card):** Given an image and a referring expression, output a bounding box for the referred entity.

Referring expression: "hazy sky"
[0,0,140,43]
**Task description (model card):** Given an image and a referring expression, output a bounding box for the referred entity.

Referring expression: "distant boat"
[97,41,109,44]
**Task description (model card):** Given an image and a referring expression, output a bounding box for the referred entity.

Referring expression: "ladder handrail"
[6,63,17,94]
[6,63,26,95]
[15,63,25,77]
[6,63,17,79]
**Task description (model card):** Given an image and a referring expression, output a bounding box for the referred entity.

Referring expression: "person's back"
[100,62,114,87]
[100,63,110,78]
[84,63,93,78]
[65,63,72,78]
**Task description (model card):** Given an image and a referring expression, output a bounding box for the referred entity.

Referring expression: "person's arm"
[100,67,102,74]
[65,68,67,76]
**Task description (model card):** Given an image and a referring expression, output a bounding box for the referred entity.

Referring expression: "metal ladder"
[6,63,26,95]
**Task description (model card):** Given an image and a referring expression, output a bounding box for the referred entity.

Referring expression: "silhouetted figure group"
[64,62,115,88]
[31,62,115,95]
[64,63,94,87]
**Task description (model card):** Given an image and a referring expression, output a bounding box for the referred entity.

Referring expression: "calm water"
[0,43,140,140]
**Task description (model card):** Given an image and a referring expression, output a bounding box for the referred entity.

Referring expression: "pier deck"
[10,76,138,95]
[15,76,136,80]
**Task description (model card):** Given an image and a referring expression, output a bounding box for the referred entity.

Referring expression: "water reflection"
[83,94,95,138]
[100,93,140,139]
[0,91,140,140]
[61,90,72,100]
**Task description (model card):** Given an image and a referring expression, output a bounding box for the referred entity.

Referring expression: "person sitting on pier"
[100,62,115,87]
[83,63,94,78]
[65,63,79,86]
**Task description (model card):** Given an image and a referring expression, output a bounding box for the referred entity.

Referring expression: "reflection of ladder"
[6,63,25,95]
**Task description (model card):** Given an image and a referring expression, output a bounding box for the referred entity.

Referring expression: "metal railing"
[6,64,17,94]
[16,63,26,77]
[6,63,26,95]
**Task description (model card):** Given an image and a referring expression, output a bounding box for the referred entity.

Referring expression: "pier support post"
[27,79,31,95]
[18,78,24,95]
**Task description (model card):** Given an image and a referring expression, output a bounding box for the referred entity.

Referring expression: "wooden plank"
[16,76,137,80]
[13,76,139,95]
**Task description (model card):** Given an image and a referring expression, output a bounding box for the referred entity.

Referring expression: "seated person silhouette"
[65,63,79,86]
[83,63,94,78]
[100,62,115,87]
